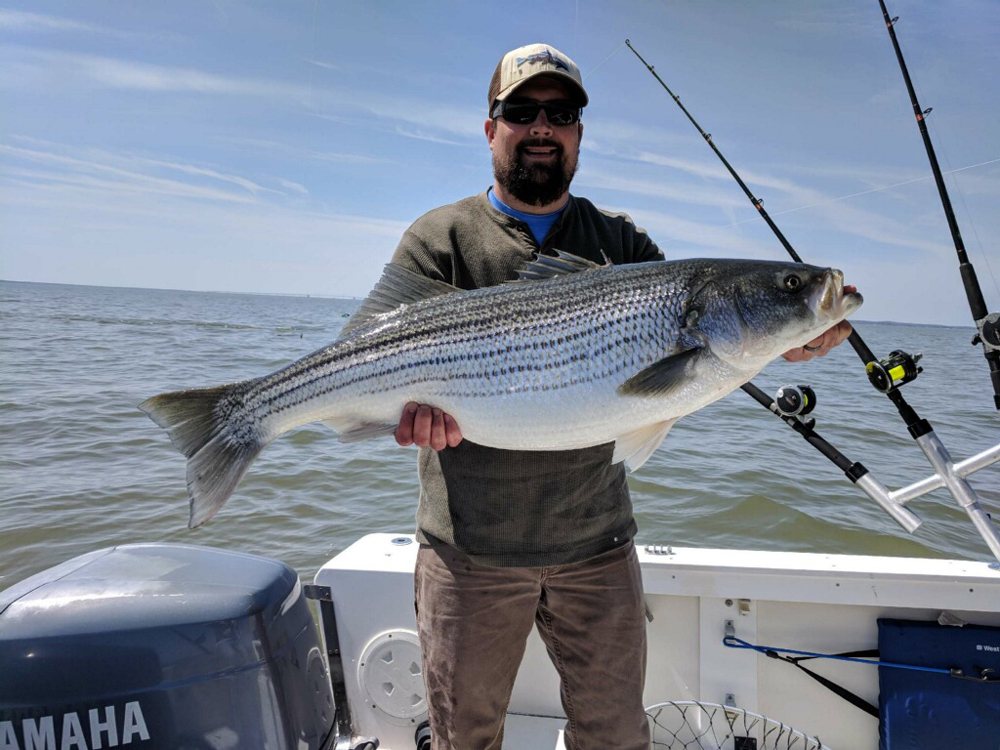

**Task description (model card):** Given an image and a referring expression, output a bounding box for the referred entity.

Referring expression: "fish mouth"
[809,269,863,321]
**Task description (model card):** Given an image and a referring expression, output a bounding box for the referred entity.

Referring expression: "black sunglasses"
[490,99,582,126]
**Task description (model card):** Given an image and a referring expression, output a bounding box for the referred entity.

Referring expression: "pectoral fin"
[618,348,702,398]
[612,419,678,472]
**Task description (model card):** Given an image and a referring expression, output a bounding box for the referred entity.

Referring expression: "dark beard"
[493,139,578,208]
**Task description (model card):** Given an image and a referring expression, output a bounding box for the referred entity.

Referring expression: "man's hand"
[395,402,463,450]
[782,319,854,362]
[781,283,857,362]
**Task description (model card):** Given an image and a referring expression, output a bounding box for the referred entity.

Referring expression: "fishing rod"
[877,0,1000,410]
[623,40,924,426]
[624,39,1000,562]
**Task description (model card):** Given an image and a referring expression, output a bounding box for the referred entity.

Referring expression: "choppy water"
[2,279,998,591]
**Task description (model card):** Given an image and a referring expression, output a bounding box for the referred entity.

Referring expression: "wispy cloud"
[1,46,311,97]
[2,44,485,148]
[347,98,485,141]
[579,122,961,257]
[617,205,780,258]
[309,102,483,145]
[0,137,333,207]
[304,58,341,71]
[277,178,309,196]
[224,137,386,166]
[0,139,410,296]
[574,165,746,210]
[0,9,110,34]
[0,144,257,203]
[0,9,183,42]
[392,127,477,147]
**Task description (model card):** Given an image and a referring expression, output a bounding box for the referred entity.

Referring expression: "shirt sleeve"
[633,227,664,263]
[390,227,454,283]
[622,214,664,263]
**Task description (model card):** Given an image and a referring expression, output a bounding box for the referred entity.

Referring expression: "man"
[390,43,851,750]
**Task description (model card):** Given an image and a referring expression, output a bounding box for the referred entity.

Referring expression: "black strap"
[763,648,880,718]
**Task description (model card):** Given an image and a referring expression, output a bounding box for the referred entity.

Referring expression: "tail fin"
[139,382,265,528]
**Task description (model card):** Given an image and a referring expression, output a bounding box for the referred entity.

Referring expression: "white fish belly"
[295,353,754,453]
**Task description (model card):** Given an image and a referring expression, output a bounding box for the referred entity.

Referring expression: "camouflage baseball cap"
[488,43,588,110]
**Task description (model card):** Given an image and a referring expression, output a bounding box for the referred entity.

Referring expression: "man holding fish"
[390,43,852,750]
[142,41,857,750]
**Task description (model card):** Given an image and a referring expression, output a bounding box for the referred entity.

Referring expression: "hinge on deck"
[305,583,354,744]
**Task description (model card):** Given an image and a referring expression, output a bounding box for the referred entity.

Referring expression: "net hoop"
[646,700,830,750]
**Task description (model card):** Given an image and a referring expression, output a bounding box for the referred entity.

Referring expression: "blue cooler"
[879,617,1000,749]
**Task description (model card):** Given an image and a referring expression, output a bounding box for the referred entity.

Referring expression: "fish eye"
[783,273,803,291]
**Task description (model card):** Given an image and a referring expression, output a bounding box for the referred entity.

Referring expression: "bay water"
[2,279,998,591]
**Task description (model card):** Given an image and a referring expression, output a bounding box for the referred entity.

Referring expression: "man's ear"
[484,118,496,147]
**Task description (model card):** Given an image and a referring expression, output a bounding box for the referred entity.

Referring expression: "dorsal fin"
[511,249,612,282]
[339,263,460,339]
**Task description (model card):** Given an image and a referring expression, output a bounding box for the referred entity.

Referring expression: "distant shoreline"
[0,277,364,301]
[0,278,974,329]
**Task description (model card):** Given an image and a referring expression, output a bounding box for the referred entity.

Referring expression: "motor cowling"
[0,543,335,749]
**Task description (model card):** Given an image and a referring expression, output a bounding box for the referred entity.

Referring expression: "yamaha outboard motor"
[0,543,335,749]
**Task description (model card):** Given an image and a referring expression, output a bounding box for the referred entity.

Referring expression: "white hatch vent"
[358,629,427,726]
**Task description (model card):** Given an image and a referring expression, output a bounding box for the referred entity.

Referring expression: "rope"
[724,635,968,678]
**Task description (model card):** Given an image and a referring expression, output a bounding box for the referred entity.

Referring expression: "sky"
[1,0,998,326]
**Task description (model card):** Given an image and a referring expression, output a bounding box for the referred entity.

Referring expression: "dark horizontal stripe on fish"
[263,315,645,401]
[244,277,681,412]
[249,302,595,396]
[251,328,654,417]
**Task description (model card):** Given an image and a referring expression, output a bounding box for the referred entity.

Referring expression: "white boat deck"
[315,534,1000,749]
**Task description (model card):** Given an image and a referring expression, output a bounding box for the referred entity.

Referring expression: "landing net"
[646,701,829,750]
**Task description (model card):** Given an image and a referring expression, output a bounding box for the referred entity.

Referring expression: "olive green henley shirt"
[391,191,663,567]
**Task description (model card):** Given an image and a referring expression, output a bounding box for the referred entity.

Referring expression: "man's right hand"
[395,402,464,450]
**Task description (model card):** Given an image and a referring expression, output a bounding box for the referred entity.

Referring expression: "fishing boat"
[2,533,999,749]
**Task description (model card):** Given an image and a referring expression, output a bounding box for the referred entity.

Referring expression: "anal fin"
[611,419,677,472]
[321,418,398,443]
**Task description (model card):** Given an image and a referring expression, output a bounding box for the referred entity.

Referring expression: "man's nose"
[529,110,554,135]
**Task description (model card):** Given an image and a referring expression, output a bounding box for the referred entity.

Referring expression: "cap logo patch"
[515,49,569,71]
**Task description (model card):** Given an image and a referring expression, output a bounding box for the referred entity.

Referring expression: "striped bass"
[140,252,862,527]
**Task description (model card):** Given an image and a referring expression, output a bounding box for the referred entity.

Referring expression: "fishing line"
[722,158,1000,226]
[584,41,626,81]
[648,158,1000,246]
[900,45,996,296]
[306,0,321,110]
[925,117,1000,302]
[574,0,580,51]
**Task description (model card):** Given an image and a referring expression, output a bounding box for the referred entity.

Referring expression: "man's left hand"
[782,319,854,362]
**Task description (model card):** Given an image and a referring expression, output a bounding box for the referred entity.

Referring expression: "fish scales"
[250,264,684,430]
[140,255,862,527]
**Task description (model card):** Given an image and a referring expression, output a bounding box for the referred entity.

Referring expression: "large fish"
[141,252,862,527]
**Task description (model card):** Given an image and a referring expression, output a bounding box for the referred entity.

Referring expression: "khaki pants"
[414,542,649,750]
